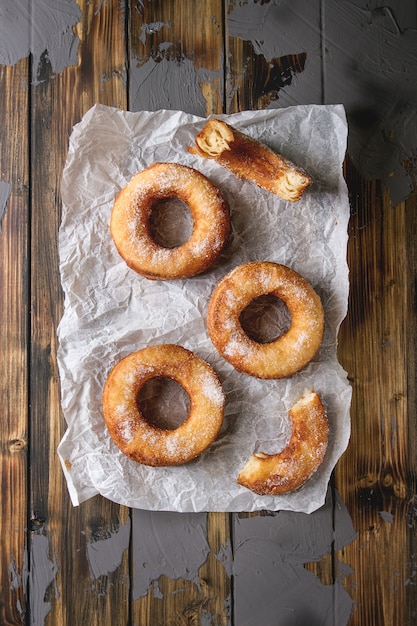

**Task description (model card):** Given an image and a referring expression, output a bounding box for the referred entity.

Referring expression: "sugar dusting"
[224,335,255,360]
[107,349,224,464]
[117,416,138,444]
[113,163,228,276]
[109,364,156,445]
[212,263,323,376]
[198,368,225,407]
[239,390,328,493]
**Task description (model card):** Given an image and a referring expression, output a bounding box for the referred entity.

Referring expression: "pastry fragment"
[189,118,311,201]
[237,390,328,495]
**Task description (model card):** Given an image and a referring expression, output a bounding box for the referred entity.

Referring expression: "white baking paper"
[57,103,351,513]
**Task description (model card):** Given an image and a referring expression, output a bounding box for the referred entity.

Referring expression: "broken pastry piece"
[237,390,328,496]
[189,118,312,201]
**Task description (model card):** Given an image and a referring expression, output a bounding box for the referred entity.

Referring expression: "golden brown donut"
[189,118,311,201]
[110,162,230,280]
[237,390,328,495]
[102,344,225,466]
[207,261,324,379]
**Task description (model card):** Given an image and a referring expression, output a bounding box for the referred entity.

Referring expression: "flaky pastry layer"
[189,118,312,201]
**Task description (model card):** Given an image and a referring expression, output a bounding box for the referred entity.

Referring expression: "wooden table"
[1,1,416,624]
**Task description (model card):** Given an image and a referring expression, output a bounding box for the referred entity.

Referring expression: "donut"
[110,162,230,280]
[207,261,324,379]
[102,344,225,466]
[189,118,311,201]
[237,390,329,495]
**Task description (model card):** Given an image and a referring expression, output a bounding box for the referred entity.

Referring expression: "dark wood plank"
[128,1,232,622]
[28,2,130,624]
[2,1,414,624]
[0,58,30,626]
[227,5,417,624]
[336,160,417,624]
[404,191,417,622]
[225,0,338,602]
[224,4,346,618]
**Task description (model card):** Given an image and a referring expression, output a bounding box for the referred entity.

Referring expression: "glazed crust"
[189,118,312,201]
[237,390,328,495]
[207,261,324,379]
[102,344,225,466]
[110,162,230,280]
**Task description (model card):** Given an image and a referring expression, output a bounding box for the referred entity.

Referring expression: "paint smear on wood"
[129,14,222,116]
[132,510,211,599]
[232,490,357,626]
[0,0,80,81]
[228,0,417,205]
[7,554,27,623]
[28,533,59,626]
[130,55,210,116]
[0,180,12,231]
[130,491,356,625]
[85,515,131,580]
[228,0,322,107]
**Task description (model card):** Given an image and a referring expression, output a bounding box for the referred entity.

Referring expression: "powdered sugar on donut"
[198,368,225,407]
[102,345,225,466]
[208,261,324,379]
[110,163,230,279]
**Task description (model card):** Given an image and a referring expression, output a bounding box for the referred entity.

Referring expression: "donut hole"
[149,197,194,248]
[137,377,191,430]
[239,294,292,343]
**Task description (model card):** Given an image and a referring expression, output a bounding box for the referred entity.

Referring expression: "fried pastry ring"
[207,261,324,379]
[110,162,230,280]
[189,118,312,201]
[237,390,328,495]
[102,344,225,466]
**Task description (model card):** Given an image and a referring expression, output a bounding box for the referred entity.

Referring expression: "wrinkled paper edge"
[57,103,352,513]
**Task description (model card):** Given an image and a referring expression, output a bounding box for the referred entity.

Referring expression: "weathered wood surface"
[0,57,30,626]
[0,1,416,625]
[336,163,417,625]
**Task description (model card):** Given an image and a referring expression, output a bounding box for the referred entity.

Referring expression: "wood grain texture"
[336,159,417,624]
[226,6,417,624]
[226,36,307,113]
[28,2,129,624]
[129,2,232,623]
[0,59,30,626]
[1,0,416,624]
[224,0,338,607]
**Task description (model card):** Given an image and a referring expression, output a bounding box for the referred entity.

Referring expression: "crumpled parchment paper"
[57,103,351,513]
